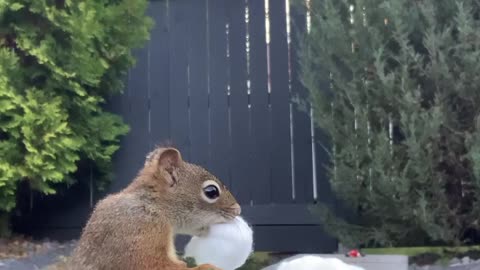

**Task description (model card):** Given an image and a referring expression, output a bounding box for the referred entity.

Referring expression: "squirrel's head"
[139,146,241,228]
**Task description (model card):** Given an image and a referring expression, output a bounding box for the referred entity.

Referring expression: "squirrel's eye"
[203,185,220,200]
[201,180,222,203]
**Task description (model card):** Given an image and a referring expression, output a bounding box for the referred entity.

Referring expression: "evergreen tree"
[0,1,153,235]
[298,0,480,246]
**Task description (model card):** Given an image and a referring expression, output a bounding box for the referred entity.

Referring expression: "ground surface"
[261,254,480,270]
[2,239,480,270]
[0,239,76,270]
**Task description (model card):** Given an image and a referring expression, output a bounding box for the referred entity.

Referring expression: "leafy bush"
[0,0,153,234]
[183,253,272,270]
[299,0,480,247]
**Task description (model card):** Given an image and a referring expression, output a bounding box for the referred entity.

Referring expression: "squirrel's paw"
[194,263,222,270]
[194,226,210,237]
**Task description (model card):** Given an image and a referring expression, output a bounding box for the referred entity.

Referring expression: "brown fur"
[67,147,241,270]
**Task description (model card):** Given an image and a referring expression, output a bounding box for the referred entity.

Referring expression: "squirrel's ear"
[157,148,182,186]
[146,147,182,166]
[158,148,182,168]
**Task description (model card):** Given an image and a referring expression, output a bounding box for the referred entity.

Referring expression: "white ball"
[184,216,254,270]
[277,255,365,270]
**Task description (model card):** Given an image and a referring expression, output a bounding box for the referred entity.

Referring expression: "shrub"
[0,0,153,235]
[299,0,480,247]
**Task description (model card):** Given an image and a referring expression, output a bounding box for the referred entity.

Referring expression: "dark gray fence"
[15,0,338,253]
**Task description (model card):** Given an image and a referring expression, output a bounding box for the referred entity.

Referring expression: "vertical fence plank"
[108,34,151,192]
[129,48,150,165]
[248,0,272,205]
[169,0,191,159]
[208,0,231,186]
[187,0,209,167]
[149,1,171,147]
[228,1,251,204]
[290,5,314,203]
[104,74,130,193]
[269,0,293,203]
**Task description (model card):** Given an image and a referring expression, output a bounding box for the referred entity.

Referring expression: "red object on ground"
[347,249,362,258]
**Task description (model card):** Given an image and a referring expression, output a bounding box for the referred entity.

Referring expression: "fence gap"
[304,0,318,202]
[286,0,296,201]
[226,21,234,188]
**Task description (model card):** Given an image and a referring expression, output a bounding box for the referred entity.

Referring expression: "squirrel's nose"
[232,203,241,216]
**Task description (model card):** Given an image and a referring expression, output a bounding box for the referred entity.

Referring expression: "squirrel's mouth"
[220,211,236,221]
[220,203,242,221]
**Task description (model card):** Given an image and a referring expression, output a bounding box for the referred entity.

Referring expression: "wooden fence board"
[108,47,150,192]
[187,0,210,168]
[269,0,293,203]
[207,0,231,186]
[227,1,251,204]
[248,0,272,205]
[129,49,150,161]
[169,0,191,159]
[252,225,337,253]
[290,5,314,203]
[149,1,171,146]
[242,204,322,225]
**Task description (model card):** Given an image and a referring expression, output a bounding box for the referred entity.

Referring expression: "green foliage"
[182,253,272,270]
[183,257,197,268]
[299,0,480,247]
[237,253,272,270]
[0,0,153,224]
[0,212,11,238]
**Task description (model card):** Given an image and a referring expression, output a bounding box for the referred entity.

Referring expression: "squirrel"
[67,146,241,270]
